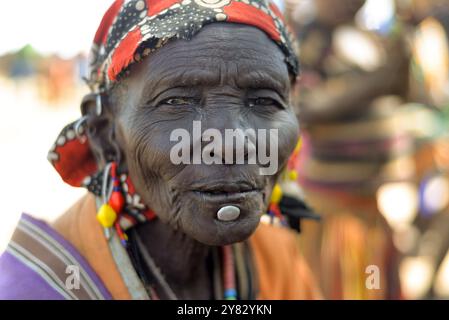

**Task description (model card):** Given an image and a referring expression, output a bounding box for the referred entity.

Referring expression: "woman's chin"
[187,213,263,246]
[179,192,266,246]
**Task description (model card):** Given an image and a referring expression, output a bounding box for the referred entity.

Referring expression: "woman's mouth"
[189,181,262,204]
[173,180,266,245]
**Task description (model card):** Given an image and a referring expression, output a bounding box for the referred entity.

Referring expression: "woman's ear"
[80,92,123,168]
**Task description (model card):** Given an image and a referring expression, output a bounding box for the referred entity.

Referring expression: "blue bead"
[224,288,237,299]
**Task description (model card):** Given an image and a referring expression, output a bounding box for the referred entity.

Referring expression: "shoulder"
[249,223,322,300]
[249,223,302,273]
[0,246,66,299]
[0,213,111,300]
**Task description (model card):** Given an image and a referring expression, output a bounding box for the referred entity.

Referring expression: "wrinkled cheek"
[125,137,187,222]
[116,128,159,203]
[272,121,300,171]
[114,112,186,221]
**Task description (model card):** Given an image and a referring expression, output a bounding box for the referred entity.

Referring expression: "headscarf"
[89,0,299,91]
[48,0,300,228]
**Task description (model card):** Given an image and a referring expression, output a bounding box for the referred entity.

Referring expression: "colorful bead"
[270,184,283,204]
[224,288,237,300]
[294,138,302,154]
[97,204,117,228]
[288,170,298,181]
[143,209,157,221]
[114,221,128,248]
[269,203,282,218]
[222,245,237,300]
[109,190,125,213]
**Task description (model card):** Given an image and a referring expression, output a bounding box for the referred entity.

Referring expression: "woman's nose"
[200,121,254,165]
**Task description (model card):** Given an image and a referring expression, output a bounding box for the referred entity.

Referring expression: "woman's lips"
[191,189,261,203]
[189,180,260,194]
[183,180,265,223]
[189,180,262,204]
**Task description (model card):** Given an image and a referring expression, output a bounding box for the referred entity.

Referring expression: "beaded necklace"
[129,230,241,300]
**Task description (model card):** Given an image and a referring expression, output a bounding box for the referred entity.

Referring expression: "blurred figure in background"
[290,0,449,299]
[291,0,410,299]
[394,0,449,299]
[42,55,77,104]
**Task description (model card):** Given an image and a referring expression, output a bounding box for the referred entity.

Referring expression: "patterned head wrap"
[48,0,299,227]
[88,0,299,91]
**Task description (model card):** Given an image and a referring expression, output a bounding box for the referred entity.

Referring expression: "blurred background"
[1,0,449,300]
[0,0,111,254]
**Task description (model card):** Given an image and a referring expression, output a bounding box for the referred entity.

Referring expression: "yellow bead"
[294,138,302,154]
[97,204,117,228]
[288,170,298,181]
[270,184,283,204]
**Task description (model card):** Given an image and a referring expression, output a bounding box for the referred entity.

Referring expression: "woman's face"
[109,23,299,245]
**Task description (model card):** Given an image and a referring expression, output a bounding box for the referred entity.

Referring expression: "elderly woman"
[0,0,320,300]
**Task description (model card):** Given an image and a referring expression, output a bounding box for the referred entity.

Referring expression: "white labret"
[217,205,240,222]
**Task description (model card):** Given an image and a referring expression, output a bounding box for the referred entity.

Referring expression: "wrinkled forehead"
[88,0,299,92]
[121,23,291,92]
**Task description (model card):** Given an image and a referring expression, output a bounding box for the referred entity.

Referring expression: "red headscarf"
[87,0,299,91]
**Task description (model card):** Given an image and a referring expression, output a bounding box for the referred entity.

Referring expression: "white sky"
[0,0,394,58]
[0,0,113,58]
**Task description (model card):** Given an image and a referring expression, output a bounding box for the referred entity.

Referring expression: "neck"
[134,219,213,299]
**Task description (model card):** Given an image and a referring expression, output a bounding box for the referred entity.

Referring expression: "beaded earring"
[264,138,303,226]
[96,162,126,244]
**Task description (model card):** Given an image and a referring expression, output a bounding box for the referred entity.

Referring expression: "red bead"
[269,203,282,218]
[110,163,117,176]
[143,209,157,221]
[109,191,125,213]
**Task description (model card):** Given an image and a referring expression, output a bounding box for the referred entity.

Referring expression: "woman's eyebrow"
[139,69,218,103]
[146,68,220,91]
[236,70,288,96]
[141,65,289,103]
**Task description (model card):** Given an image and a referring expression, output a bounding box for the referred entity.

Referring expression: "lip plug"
[217,205,240,222]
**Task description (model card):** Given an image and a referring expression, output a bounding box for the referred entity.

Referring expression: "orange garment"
[53,194,321,300]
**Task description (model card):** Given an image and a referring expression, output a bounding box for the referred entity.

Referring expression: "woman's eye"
[248,98,279,108]
[162,97,196,106]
